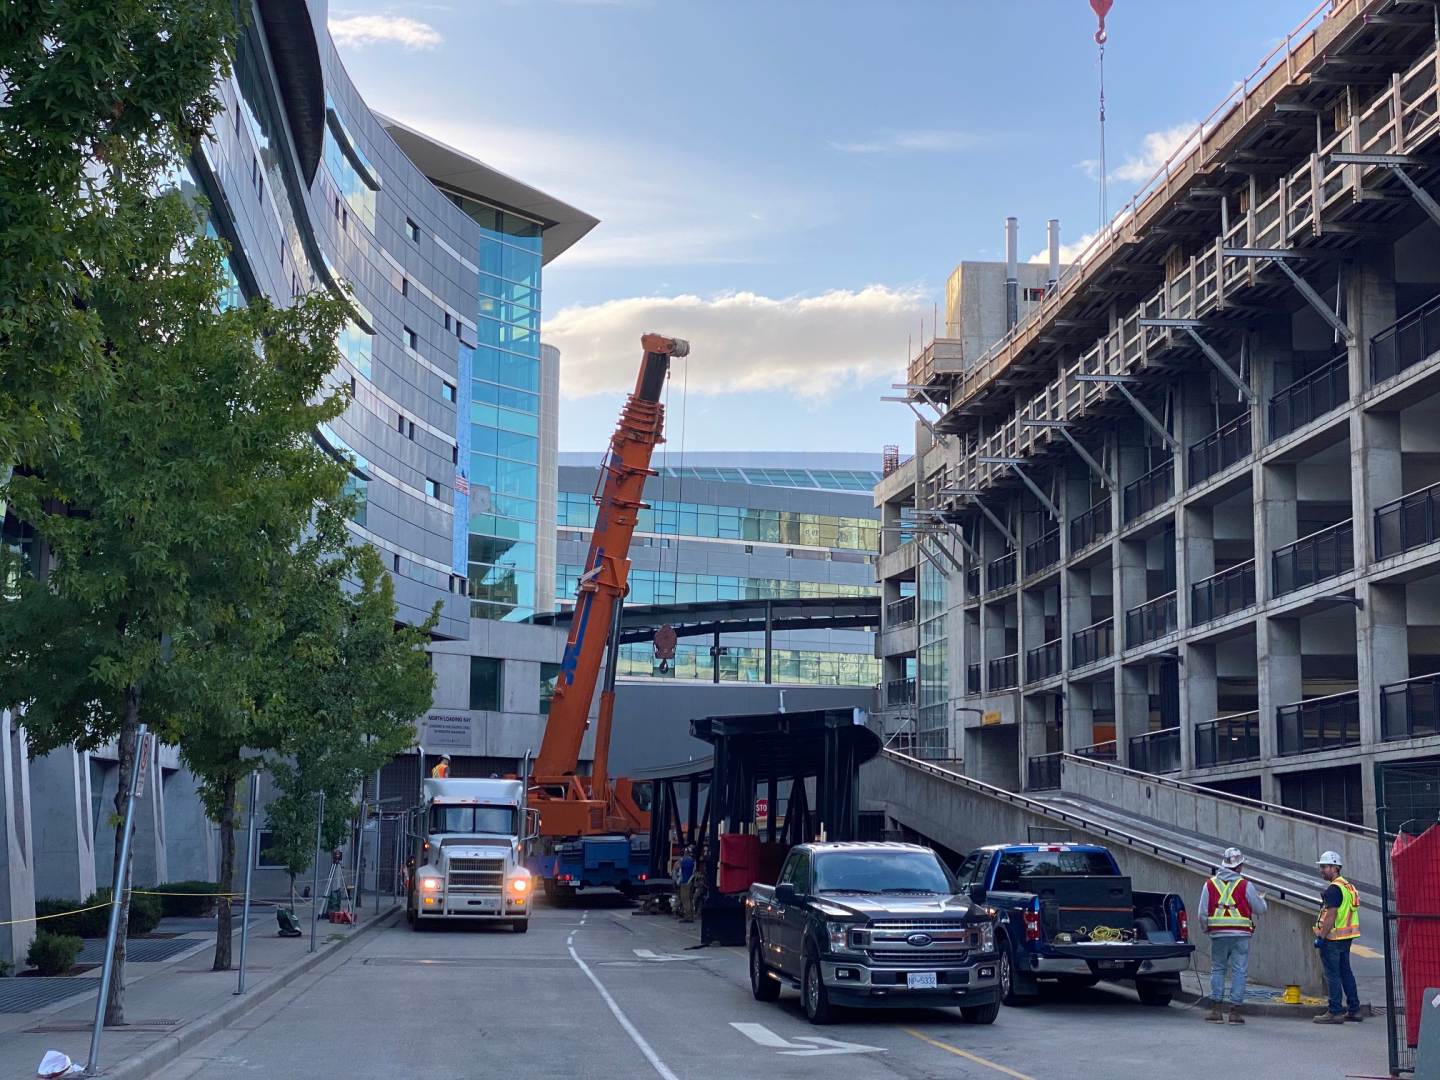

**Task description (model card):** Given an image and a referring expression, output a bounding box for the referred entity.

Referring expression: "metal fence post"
[86,724,147,1076]
[236,770,259,994]
[310,791,325,953]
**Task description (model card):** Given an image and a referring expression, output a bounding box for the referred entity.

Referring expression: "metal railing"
[1069,497,1112,552]
[1194,712,1261,768]
[1027,752,1063,791]
[885,595,917,627]
[1374,480,1440,559]
[885,678,916,707]
[1128,727,1181,774]
[1123,459,1173,523]
[1071,617,1114,668]
[1189,560,1255,625]
[1025,639,1063,684]
[1370,291,1440,385]
[1271,520,1353,597]
[1125,591,1177,648]
[965,566,980,598]
[1380,673,1440,742]
[1269,353,1348,439]
[987,653,1018,692]
[1276,690,1361,756]
[986,551,1017,592]
[1187,413,1251,487]
[1073,740,1118,762]
[966,663,981,695]
[1023,527,1060,577]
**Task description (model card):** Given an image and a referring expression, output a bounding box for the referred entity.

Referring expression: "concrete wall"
[0,710,35,968]
[1060,756,1380,890]
[860,752,1326,993]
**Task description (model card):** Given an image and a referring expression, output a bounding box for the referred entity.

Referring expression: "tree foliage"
[0,0,238,468]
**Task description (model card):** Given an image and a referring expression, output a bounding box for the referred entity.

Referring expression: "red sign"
[755,797,769,822]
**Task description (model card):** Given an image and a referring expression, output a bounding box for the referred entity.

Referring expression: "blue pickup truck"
[956,843,1194,1007]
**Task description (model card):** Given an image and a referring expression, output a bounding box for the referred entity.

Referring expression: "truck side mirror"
[968,884,987,905]
[774,883,798,905]
[525,808,541,842]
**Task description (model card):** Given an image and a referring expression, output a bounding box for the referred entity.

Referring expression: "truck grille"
[447,858,504,894]
[869,920,969,931]
[869,949,971,966]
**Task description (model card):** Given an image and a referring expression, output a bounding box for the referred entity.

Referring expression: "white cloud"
[329,14,442,50]
[378,113,823,268]
[543,286,926,399]
[829,130,980,155]
[1110,121,1200,183]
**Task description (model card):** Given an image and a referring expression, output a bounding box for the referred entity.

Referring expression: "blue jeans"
[1209,934,1251,1004]
[1320,939,1360,1015]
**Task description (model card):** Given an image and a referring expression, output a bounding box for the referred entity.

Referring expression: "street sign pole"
[86,724,148,1076]
[309,791,325,953]
[236,770,259,994]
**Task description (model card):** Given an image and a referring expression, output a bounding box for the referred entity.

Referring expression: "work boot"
[1313,1012,1346,1024]
[1206,1002,1225,1023]
[1227,1004,1245,1025]
[1345,1010,1365,1022]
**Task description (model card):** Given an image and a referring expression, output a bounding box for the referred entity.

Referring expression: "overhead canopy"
[691,707,880,784]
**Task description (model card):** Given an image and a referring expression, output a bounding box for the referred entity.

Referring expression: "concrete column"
[1356,580,1408,820]
[1115,537,1147,650]
[164,766,217,883]
[1065,681,1096,752]
[1180,503,1215,631]
[0,712,36,969]
[1254,462,1298,602]
[1346,242,1397,399]
[1116,664,1150,767]
[30,747,96,902]
[1352,409,1403,568]
[1257,617,1303,801]
[1181,642,1218,773]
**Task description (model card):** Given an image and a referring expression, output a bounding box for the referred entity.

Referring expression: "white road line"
[730,1022,794,1048]
[568,944,679,1080]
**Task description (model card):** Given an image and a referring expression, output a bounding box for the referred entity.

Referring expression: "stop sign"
[755,797,769,822]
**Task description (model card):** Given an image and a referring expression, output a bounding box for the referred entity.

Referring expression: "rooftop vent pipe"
[1004,216,1019,330]
[1047,218,1061,291]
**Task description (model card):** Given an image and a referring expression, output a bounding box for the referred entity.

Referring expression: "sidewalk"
[0,903,396,1079]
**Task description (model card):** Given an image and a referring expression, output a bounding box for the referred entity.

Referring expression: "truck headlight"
[509,876,530,894]
[973,922,995,954]
[419,875,441,892]
[825,922,859,954]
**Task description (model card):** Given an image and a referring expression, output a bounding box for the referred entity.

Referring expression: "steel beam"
[1139,318,1253,402]
[1022,421,1116,490]
[944,522,981,562]
[1332,152,1440,231]
[927,532,964,572]
[915,537,951,579]
[1073,375,1177,450]
[1221,247,1355,345]
[970,497,1018,548]
[978,457,1060,520]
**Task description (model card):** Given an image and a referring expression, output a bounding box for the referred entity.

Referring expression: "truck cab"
[405,778,537,932]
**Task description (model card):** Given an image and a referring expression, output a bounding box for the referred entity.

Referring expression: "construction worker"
[431,754,451,779]
[1313,851,1363,1024]
[676,846,697,923]
[1198,847,1267,1024]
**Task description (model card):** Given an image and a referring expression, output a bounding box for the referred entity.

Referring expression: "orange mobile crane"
[527,333,689,895]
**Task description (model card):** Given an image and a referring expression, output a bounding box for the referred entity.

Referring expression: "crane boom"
[529,333,689,838]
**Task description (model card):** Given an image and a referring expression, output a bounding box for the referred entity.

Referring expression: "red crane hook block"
[1091,0,1113,44]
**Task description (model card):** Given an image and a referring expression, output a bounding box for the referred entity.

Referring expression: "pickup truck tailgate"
[1024,875,1134,937]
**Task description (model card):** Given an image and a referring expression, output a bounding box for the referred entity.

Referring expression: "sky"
[329,0,1322,454]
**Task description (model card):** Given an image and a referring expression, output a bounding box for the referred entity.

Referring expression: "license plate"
[1098,960,1127,970]
[907,972,938,990]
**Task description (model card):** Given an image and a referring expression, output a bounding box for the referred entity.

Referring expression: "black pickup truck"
[746,842,1001,1025]
[956,843,1194,1007]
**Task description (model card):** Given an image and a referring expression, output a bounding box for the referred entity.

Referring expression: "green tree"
[0,184,349,1020]
[260,537,437,907]
[0,0,236,473]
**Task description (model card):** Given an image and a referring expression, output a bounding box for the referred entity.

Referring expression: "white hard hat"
[1221,847,1245,869]
[1317,850,1343,867]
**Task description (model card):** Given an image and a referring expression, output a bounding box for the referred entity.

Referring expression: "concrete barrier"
[1059,756,1379,890]
[860,752,1326,993]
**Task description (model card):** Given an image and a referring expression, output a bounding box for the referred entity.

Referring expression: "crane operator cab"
[405,778,540,932]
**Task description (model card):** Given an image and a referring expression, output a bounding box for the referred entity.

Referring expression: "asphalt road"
[161,897,1389,1080]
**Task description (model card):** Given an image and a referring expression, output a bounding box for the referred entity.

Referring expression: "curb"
[95,907,400,1079]
[1174,988,1375,1022]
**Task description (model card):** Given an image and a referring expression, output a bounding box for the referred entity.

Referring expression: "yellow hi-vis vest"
[1317,877,1361,941]
[1205,876,1254,932]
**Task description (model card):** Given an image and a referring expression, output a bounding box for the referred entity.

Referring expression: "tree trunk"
[212,772,237,971]
[103,685,141,1027]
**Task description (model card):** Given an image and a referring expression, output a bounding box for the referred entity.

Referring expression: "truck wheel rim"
[806,966,818,1011]
[751,948,760,986]
[1000,953,1012,996]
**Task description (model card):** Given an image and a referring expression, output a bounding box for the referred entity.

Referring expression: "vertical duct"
[1004,216,1019,330]
[1047,218,1061,291]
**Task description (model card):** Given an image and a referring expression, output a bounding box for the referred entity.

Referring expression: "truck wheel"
[998,940,1025,1007]
[513,919,529,934]
[802,954,835,1025]
[750,940,780,1002]
[960,1002,1000,1025]
[1136,981,1172,1007]
[411,914,427,932]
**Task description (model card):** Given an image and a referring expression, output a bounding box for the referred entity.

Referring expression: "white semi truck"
[404,777,537,932]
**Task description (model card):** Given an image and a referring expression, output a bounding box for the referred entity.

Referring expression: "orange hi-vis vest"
[431,761,450,779]
[1204,876,1255,934]
[1317,877,1361,941]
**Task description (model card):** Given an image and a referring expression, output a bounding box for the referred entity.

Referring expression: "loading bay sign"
[425,713,473,749]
